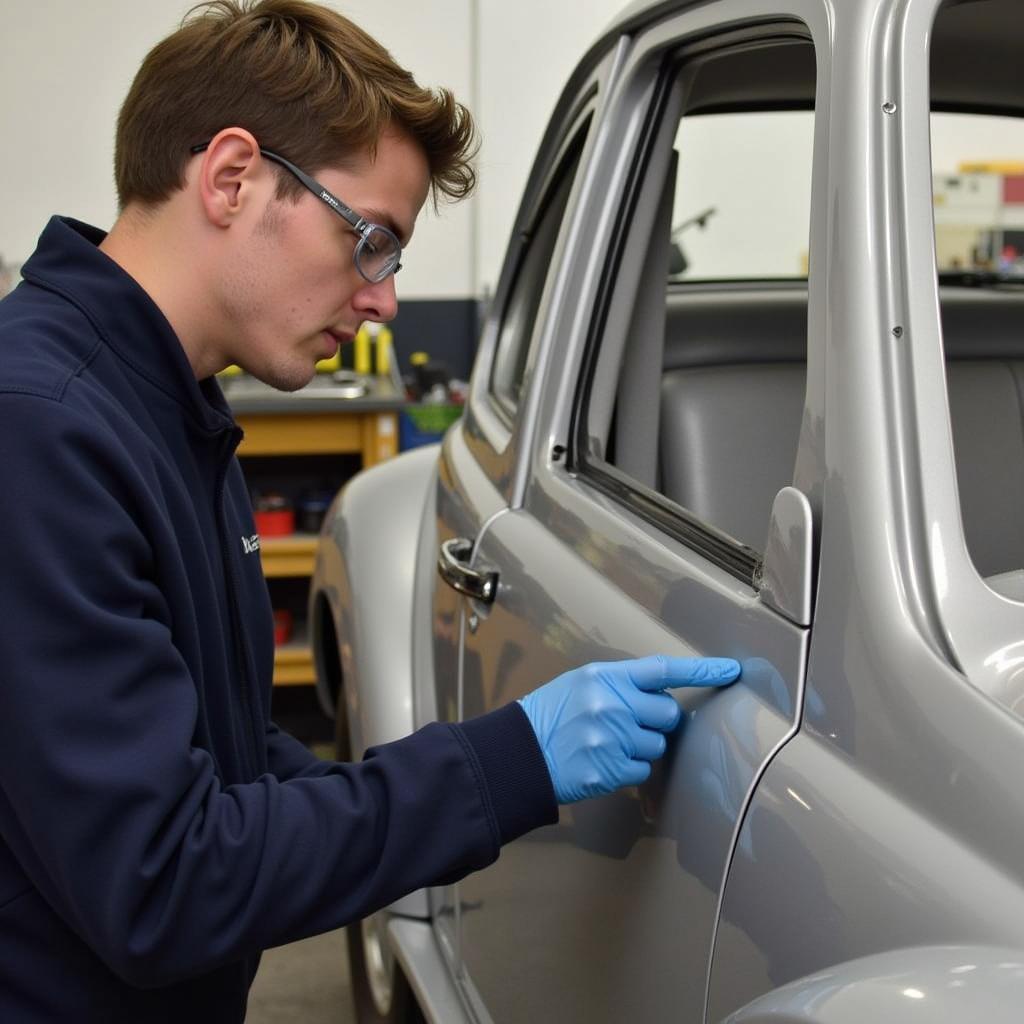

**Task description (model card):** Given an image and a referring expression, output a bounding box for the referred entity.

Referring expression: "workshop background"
[0,1,1020,1021]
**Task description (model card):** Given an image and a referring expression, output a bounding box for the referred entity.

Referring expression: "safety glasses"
[189,142,403,283]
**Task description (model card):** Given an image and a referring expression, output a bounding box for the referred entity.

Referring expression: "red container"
[254,508,295,536]
[273,609,293,646]
[253,492,295,536]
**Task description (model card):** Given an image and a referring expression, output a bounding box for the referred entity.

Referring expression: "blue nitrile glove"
[518,656,741,803]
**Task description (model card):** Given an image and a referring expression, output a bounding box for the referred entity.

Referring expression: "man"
[0,2,739,1020]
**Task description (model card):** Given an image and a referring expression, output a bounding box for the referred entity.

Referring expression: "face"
[218,128,430,391]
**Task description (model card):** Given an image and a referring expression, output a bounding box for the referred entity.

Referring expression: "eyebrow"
[362,208,411,248]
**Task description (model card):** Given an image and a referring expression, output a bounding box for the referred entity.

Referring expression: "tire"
[346,914,425,1024]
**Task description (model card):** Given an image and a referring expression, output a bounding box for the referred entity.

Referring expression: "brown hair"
[114,0,477,209]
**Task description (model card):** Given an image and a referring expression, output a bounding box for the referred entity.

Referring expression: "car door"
[438,5,830,1022]
[428,41,627,978]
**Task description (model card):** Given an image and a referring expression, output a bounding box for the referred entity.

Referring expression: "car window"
[670,111,813,281]
[932,112,1024,279]
[574,33,816,581]
[930,12,1024,590]
[489,127,588,423]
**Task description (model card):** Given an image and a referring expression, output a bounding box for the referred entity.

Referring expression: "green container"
[400,403,463,450]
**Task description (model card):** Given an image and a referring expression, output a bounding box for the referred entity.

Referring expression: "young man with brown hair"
[0,2,738,1019]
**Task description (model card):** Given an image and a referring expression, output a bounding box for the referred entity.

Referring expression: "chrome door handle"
[438,537,498,604]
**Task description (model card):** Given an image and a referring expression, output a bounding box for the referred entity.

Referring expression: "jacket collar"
[20,216,235,435]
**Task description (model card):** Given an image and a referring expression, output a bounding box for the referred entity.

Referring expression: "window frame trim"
[485,93,599,431]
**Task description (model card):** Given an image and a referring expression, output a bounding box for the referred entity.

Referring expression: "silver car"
[309,0,1024,1020]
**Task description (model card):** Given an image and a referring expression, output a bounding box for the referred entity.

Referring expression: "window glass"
[578,40,815,574]
[490,131,586,420]
[670,111,813,281]
[932,113,1024,278]
[930,24,1024,588]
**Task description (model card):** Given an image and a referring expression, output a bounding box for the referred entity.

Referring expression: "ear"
[193,128,267,228]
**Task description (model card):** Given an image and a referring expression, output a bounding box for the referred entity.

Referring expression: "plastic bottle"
[354,325,372,375]
[376,324,393,376]
[409,351,429,399]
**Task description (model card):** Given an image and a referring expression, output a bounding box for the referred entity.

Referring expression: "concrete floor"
[247,926,356,1024]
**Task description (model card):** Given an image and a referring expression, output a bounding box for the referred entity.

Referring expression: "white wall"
[473,0,626,296]
[0,0,626,299]
[0,3,182,267]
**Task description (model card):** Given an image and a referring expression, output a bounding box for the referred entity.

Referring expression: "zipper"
[214,427,263,780]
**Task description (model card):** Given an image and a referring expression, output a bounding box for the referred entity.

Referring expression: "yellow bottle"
[376,325,393,376]
[354,325,372,375]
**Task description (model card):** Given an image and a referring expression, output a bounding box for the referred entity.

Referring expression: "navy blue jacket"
[0,217,556,1021]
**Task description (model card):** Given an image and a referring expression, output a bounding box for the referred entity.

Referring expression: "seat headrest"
[940,291,1024,360]
[663,288,807,370]
[662,286,1024,369]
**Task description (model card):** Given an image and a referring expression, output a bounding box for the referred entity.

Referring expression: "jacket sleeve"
[0,394,557,988]
[264,720,333,780]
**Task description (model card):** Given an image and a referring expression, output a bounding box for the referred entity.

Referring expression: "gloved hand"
[519,655,741,803]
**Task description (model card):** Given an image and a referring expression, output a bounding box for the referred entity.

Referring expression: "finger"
[624,689,682,732]
[630,727,668,762]
[618,759,652,788]
[618,655,741,692]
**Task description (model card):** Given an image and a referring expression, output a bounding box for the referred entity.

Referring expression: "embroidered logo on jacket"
[242,535,261,554]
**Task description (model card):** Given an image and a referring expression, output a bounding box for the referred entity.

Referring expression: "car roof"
[578,0,1024,118]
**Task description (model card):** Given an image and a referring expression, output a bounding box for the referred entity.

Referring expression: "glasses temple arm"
[188,142,365,232]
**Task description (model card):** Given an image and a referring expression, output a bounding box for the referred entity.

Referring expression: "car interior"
[657,286,1024,580]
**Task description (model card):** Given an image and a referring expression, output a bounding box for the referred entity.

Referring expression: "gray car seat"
[658,287,1024,572]
[660,290,806,551]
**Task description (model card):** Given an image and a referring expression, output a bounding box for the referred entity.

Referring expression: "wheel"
[346,912,425,1024]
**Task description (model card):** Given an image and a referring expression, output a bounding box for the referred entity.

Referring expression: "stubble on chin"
[252,360,317,393]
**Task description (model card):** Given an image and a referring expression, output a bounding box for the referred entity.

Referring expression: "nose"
[352,273,398,323]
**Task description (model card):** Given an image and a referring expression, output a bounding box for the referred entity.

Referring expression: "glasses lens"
[357,226,401,283]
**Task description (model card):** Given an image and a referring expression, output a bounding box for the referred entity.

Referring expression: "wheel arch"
[308,444,441,759]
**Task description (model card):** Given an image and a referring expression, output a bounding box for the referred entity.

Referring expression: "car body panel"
[452,497,808,1022]
[710,727,1024,1019]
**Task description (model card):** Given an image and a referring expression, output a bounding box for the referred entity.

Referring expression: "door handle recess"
[438,537,498,604]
